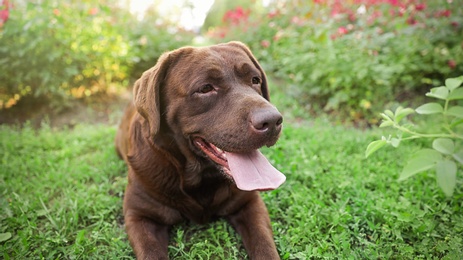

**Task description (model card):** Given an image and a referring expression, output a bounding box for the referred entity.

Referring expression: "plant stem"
[393,122,463,140]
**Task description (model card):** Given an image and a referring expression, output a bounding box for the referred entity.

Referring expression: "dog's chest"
[183,170,231,216]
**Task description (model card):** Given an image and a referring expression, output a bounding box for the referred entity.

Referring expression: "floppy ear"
[132,52,173,139]
[227,41,270,101]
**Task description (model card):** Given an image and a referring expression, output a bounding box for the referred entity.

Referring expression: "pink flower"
[0,0,10,24]
[260,40,270,48]
[338,26,348,35]
[223,6,249,25]
[88,7,98,15]
[53,8,60,16]
[448,60,456,69]
[398,7,406,17]
[290,16,304,26]
[268,10,279,19]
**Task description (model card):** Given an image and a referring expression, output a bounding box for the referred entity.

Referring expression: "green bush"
[0,0,194,110]
[208,0,463,123]
[126,8,195,81]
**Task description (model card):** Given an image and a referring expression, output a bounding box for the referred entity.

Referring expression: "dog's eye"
[198,84,214,94]
[252,77,261,85]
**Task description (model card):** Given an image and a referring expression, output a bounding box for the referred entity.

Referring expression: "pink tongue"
[226,150,286,191]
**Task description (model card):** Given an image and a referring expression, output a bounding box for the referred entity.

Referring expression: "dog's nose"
[250,107,283,134]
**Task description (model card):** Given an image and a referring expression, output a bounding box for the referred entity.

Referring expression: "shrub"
[126,8,195,81]
[0,0,194,110]
[208,0,463,123]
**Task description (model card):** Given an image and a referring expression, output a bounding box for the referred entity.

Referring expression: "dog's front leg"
[125,214,170,260]
[227,195,280,260]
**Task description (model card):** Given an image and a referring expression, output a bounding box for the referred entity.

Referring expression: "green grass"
[1,88,462,259]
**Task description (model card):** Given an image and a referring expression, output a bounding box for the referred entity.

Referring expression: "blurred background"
[0,0,462,125]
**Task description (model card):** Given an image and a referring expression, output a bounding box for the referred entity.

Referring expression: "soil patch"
[0,90,132,128]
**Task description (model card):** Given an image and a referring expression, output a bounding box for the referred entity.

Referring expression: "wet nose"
[250,107,283,134]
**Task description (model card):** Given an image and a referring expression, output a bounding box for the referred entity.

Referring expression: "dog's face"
[163,43,282,150]
[133,42,285,191]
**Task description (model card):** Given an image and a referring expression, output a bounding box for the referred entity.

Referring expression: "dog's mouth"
[193,137,285,191]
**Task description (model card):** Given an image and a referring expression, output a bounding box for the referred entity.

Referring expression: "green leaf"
[445,76,463,91]
[448,88,463,100]
[425,87,449,100]
[384,110,394,118]
[415,103,443,114]
[446,106,463,118]
[365,140,387,158]
[432,138,454,155]
[435,160,457,197]
[394,107,415,123]
[449,119,463,128]
[453,150,463,165]
[390,138,400,148]
[399,149,441,181]
[0,232,12,242]
[379,120,393,128]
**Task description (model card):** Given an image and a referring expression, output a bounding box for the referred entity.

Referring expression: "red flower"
[407,17,417,25]
[448,60,456,69]
[415,3,426,11]
[436,10,451,18]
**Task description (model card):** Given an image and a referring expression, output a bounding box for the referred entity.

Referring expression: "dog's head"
[133,41,285,191]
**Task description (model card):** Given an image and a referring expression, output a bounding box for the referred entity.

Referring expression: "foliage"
[126,8,195,81]
[0,0,194,110]
[208,0,463,123]
[202,0,263,32]
[366,75,463,197]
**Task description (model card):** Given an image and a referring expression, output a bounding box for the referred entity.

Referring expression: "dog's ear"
[227,41,270,101]
[132,52,173,139]
[133,54,166,138]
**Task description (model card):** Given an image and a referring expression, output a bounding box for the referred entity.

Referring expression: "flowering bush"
[0,0,193,110]
[209,0,463,124]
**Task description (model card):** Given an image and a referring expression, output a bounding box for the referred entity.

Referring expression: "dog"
[115,41,285,259]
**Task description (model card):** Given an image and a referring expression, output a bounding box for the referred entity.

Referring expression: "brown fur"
[115,41,282,259]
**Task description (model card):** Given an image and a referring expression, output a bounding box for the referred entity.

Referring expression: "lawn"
[1,82,462,259]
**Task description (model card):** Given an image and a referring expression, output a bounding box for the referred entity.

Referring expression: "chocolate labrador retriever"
[115,41,285,259]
